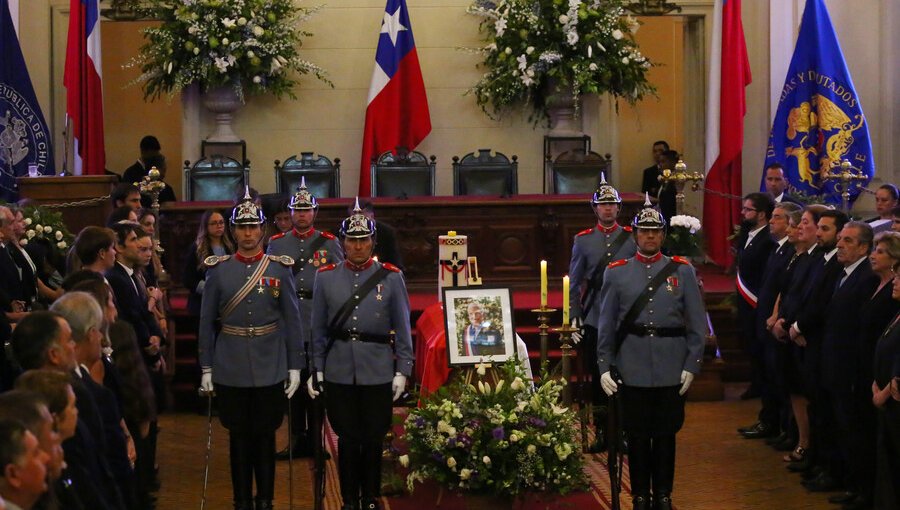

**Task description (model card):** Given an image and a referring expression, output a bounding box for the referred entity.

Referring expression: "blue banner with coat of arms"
[762,0,873,203]
[0,0,54,202]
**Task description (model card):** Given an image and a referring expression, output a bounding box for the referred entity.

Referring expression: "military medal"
[666,276,679,292]
[271,278,281,298]
[376,283,384,301]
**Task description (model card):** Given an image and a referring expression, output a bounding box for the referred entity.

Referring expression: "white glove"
[570,318,583,345]
[285,369,301,399]
[307,371,324,399]
[200,368,213,394]
[392,373,407,402]
[679,370,694,396]
[600,371,618,396]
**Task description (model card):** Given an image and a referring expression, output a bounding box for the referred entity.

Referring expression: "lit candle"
[540,260,548,307]
[562,275,570,324]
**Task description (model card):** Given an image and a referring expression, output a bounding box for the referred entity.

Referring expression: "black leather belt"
[626,324,686,338]
[328,329,392,344]
[296,289,313,299]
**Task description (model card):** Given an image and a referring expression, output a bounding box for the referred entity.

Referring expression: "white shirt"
[117,260,139,295]
[823,247,838,263]
[839,256,867,287]
[776,236,790,249]
[774,192,785,203]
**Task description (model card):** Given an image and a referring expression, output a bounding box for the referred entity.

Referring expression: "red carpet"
[320,414,677,510]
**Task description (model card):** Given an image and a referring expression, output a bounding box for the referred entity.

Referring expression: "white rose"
[589,63,598,71]
[482,456,491,465]
[247,50,255,58]
[526,444,536,454]
[57,241,67,249]
[509,433,519,442]
[504,47,512,55]
[55,231,63,240]
[23,218,31,225]
[460,468,472,480]
[399,454,409,467]
[446,457,457,468]
[253,76,262,84]
[193,47,200,55]
[26,229,35,239]
[237,17,247,26]
[34,224,43,232]
[612,29,624,40]
[558,14,569,24]
[221,37,229,46]
[44,225,53,233]
[525,46,534,55]
[622,57,630,64]
[252,26,264,37]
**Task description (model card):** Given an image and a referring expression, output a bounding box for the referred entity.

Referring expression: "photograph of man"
[459,301,505,357]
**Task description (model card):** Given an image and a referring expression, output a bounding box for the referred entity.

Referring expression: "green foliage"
[130,0,331,101]
[467,0,656,123]
[403,360,589,498]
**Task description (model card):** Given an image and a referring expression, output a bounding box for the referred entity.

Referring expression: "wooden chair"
[370,147,436,198]
[452,149,518,197]
[183,155,249,201]
[544,149,613,194]
[275,152,341,198]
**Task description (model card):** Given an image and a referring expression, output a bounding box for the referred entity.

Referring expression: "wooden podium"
[16,175,119,235]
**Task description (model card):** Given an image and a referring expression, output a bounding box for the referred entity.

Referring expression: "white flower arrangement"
[11,205,74,257]
[669,214,702,234]
[467,0,655,122]
[131,0,331,101]
[665,214,704,257]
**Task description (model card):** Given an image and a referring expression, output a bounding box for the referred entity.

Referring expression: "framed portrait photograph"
[442,286,516,367]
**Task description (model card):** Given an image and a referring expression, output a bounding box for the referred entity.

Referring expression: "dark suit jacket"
[374,220,403,269]
[640,165,676,221]
[858,283,899,389]
[794,253,843,339]
[122,161,145,184]
[463,325,504,356]
[777,250,817,325]
[0,243,25,309]
[105,263,164,360]
[8,244,38,305]
[820,261,879,390]
[755,240,794,339]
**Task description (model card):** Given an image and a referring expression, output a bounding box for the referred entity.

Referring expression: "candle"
[562,275,570,324]
[540,260,548,307]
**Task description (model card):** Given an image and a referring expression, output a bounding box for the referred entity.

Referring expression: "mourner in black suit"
[734,193,777,408]
[739,201,799,441]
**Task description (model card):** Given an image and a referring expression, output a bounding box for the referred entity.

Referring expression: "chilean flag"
[64,0,105,175]
[703,0,751,267]
[359,0,431,197]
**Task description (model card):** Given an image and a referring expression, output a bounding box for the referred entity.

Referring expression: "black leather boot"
[632,495,651,510]
[653,494,672,510]
[254,499,273,510]
[233,502,252,510]
[229,435,253,509]
[338,438,361,510]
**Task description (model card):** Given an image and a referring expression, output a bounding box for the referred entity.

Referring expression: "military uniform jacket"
[568,223,637,327]
[311,259,414,385]
[267,228,343,345]
[596,254,706,387]
[198,252,304,387]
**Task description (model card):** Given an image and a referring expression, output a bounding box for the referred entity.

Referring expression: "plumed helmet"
[340,197,376,238]
[288,176,318,210]
[231,186,266,225]
[632,192,666,230]
[591,172,621,205]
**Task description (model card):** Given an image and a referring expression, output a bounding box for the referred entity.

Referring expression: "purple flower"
[447,438,457,448]
[492,427,505,440]
[431,452,444,462]
[414,417,425,428]
[527,417,546,428]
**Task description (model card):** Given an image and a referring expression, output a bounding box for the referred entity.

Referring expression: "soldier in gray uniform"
[568,173,637,451]
[307,199,414,510]
[596,195,706,510]
[198,190,304,510]
[267,178,342,459]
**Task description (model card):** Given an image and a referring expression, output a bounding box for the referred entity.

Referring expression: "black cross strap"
[581,229,631,318]
[614,260,680,350]
[322,266,392,361]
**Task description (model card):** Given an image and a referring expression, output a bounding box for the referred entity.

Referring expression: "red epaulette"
[575,227,593,237]
[382,262,402,273]
[672,256,691,265]
[269,232,287,241]
[317,263,337,272]
[319,230,336,240]
[608,259,628,268]
[623,226,633,232]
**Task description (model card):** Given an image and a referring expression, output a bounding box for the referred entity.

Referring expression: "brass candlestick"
[822,159,868,213]
[552,323,578,406]
[531,307,558,367]
[138,167,169,285]
[658,159,705,215]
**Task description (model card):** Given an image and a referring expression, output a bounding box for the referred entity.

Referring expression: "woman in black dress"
[183,210,234,316]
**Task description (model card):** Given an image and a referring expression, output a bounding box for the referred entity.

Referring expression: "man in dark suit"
[105,222,164,366]
[122,135,161,184]
[818,222,879,509]
[763,163,801,205]
[735,193,777,410]
[640,140,668,199]
[461,302,504,357]
[738,202,801,443]
[641,150,678,222]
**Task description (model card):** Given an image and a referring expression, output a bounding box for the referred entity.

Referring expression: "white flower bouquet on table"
[665,214,704,257]
[403,360,588,498]
[467,0,655,123]
[14,205,74,255]
[131,0,330,101]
